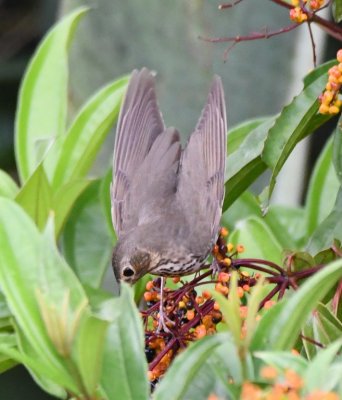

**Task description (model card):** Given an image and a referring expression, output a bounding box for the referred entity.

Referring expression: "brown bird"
[111,68,227,294]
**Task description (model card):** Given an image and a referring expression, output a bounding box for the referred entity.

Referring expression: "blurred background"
[0,0,339,398]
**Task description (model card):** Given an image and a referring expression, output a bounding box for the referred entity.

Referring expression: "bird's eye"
[123,267,135,278]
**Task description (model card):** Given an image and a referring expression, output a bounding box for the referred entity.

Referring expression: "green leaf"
[333,0,342,22]
[15,8,88,183]
[307,188,342,253]
[51,76,128,189]
[302,302,342,358]
[99,168,116,238]
[304,339,342,393]
[227,117,268,154]
[262,64,334,203]
[314,247,339,265]
[0,198,81,392]
[14,324,67,398]
[290,251,316,272]
[213,273,241,347]
[15,164,52,230]
[264,205,306,250]
[156,336,241,400]
[316,303,342,338]
[254,351,308,375]
[244,278,266,348]
[0,170,19,198]
[0,344,69,397]
[75,314,109,397]
[53,179,89,237]
[154,333,232,400]
[61,179,115,288]
[223,118,274,210]
[230,216,283,265]
[305,137,340,236]
[333,115,342,182]
[251,259,342,351]
[0,333,17,373]
[100,284,149,400]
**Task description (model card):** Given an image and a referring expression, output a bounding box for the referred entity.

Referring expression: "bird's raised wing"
[112,69,181,238]
[112,68,165,236]
[176,76,227,251]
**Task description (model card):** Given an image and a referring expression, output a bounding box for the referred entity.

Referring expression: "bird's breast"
[150,253,205,277]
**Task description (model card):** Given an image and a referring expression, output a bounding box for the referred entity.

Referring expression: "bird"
[111,68,227,321]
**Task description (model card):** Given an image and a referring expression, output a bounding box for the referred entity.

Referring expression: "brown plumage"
[111,68,227,285]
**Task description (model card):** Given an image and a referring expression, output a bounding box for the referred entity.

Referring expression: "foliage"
[0,4,341,400]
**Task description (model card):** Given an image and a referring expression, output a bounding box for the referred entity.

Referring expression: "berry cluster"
[289,0,325,23]
[142,229,341,389]
[236,366,339,400]
[319,50,342,115]
[142,228,254,384]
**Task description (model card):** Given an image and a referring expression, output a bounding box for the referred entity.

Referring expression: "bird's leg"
[156,277,174,333]
[210,258,222,276]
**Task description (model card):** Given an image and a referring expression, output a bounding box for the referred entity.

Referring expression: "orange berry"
[291,0,299,5]
[227,243,234,252]
[215,283,228,296]
[146,281,154,291]
[306,391,339,400]
[220,227,229,237]
[241,382,262,398]
[222,257,231,267]
[264,300,276,309]
[236,244,245,253]
[329,66,340,78]
[195,324,206,339]
[203,290,212,300]
[319,103,330,114]
[148,371,156,381]
[337,49,342,63]
[284,369,304,390]
[260,365,278,380]
[208,394,219,400]
[218,272,230,283]
[172,276,180,284]
[213,301,220,310]
[144,292,153,302]
[178,300,186,308]
[329,105,340,114]
[212,244,219,254]
[240,305,248,318]
[325,82,332,91]
[202,314,213,328]
[242,284,250,292]
[291,348,300,356]
[323,90,334,103]
[196,296,204,305]
[328,74,338,83]
[186,309,195,320]
[237,286,244,298]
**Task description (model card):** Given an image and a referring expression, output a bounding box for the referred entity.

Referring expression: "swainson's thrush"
[111,68,227,286]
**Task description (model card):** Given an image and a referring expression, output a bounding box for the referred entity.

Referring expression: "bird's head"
[112,241,153,285]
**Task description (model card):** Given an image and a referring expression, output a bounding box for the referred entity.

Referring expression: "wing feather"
[112,69,165,236]
[177,76,227,249]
